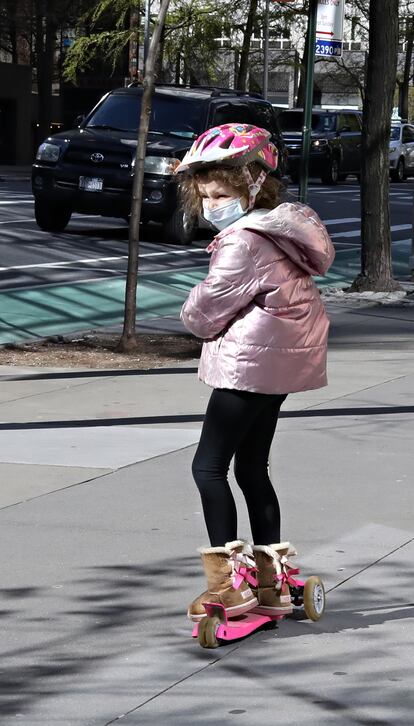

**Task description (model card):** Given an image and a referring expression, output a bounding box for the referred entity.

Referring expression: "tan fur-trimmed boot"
[252,542,297,616]
[187,540,258,622]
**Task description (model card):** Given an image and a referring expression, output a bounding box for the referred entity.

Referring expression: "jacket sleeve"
[181,236,260,339]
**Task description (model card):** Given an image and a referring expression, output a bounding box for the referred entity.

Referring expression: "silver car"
[389,123,414,182]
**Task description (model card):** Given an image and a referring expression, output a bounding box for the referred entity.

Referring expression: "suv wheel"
[321,157,340,185]
[391,158,405,183]
[162,208,197,245]
[35,198,72,232]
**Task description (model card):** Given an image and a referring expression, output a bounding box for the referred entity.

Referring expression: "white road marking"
[0,200,34,205]
[0,248,208,272]
[310,188,360,194]
[330,223,411,238]
[333,247,361,253]
[0,219,33,225]
[322,217,360,225]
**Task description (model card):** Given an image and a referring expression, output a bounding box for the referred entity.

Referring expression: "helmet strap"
[243,167,268,210]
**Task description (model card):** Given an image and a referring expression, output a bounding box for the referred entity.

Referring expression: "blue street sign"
[315,38,343,57]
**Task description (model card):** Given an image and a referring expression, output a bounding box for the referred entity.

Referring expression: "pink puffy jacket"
[181,202,335,394]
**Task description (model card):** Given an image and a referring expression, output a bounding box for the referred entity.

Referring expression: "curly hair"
[178,162,284,219]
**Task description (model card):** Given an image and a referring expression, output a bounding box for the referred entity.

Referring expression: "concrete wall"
[0,62,32,164]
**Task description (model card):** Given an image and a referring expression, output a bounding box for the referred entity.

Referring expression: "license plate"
[79,176,103,192]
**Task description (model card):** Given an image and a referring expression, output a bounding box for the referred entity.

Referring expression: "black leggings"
[192,388,287,547]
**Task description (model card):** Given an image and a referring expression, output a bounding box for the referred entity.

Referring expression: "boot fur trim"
[253,542,297,557]
[225,540,246,550]
[253,545,280,558]
[198,546,230,555]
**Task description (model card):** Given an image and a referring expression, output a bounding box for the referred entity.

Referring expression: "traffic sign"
[315,38,343,57]
[316,0,344,42]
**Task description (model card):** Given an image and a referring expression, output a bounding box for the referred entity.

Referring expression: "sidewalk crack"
[0,372,121,408]
[327,536,414,593]
[103,645,241,725]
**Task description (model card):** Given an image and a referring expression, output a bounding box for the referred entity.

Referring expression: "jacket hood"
[218,202,335,276]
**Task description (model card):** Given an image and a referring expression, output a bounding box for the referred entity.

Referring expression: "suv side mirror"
[76,114,86,127]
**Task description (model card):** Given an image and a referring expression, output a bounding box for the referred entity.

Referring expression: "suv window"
[342,113,361,131]
[402,125,414,143]
[86,92,204,137]
[211,102,253,126]
[279,112,336,133]
[249,102,278,135]
[337,113,360,132]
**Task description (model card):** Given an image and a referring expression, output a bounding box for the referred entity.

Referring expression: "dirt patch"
[0,333,202,369]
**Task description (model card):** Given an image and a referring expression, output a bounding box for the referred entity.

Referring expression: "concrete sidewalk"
[0,298,413,725]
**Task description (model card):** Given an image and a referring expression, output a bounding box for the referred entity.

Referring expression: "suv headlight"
[131,155,180,175]
[36,142,62,163]
[311,139,328,150]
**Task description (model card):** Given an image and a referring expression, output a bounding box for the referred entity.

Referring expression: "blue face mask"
[202,197,246,231]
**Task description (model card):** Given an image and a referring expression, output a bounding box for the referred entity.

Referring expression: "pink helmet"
[175,123,278,174]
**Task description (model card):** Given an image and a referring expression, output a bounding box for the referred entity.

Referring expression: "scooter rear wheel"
[198,615,221,648]
[303,576,326,621]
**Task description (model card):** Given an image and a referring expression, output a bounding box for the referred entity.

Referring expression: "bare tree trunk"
[236,0,258,91]
[154,24,165,80]
[296,26,309,108]
[351,0,400,292]
[174,51,181,83]
[117,0,171,352]
[398,16,414,121]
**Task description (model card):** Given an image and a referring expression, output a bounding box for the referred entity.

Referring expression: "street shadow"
[0,555,200,716]
[0,403,412,431]
[0,553,413,720]
[0,365,198,382]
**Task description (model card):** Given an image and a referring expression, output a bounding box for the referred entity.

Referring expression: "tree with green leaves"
[157,0,225,85]
[64,0,227,86]
[63,0,134,84]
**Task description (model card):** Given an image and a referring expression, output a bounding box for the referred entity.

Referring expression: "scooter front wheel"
[303,576,326,621]
[198,615,221,648]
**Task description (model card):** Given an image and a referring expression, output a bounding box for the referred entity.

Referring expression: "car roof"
[281,108,361,114]
[112,86,211,100]
[112,84,266,101]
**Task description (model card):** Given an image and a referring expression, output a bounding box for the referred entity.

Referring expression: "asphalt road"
[0,178,413,288]
[0,177,413,344]
[0,180,211,291]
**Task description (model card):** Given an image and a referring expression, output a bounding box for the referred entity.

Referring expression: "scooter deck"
[192,603,284,642]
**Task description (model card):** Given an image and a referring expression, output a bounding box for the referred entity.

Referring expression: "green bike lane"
[0,241,411,345]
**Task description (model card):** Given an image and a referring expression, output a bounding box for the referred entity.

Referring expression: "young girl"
[175,123,335,623]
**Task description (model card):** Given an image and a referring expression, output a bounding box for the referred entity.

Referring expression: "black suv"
[32,84,287,243]
[278,108,363,185]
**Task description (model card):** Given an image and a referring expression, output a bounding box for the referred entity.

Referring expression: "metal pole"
[144,0,151,71]
[263,0,270,99]
[299,0,318,204]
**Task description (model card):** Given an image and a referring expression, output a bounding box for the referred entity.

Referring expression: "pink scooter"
[192,573,325,649]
